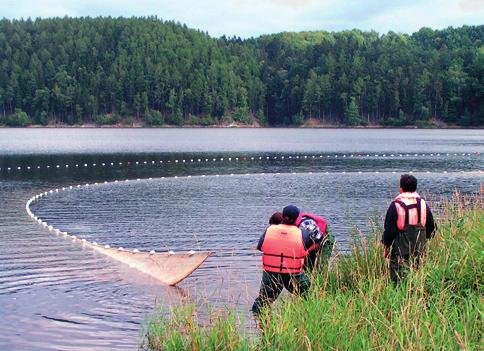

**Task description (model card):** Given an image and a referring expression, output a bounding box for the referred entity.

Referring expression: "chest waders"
[253,224,310,316]
[390,198,427,284]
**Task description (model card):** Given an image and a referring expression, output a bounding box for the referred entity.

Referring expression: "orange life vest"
[394,192,427,231]
[261,224,308,274]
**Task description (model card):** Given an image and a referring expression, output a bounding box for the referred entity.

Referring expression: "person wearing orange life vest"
[252,205,314,316]
[382,174,436,284]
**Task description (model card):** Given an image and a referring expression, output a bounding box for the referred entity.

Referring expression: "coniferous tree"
[0,18,480,126]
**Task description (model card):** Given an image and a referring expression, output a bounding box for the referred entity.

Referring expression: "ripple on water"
[30,171,483,300]
[1,148,483,350]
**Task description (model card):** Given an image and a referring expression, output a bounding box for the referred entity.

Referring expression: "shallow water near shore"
[0,128,482,350]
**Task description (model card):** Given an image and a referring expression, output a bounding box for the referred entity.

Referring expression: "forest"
[0,17,482,127]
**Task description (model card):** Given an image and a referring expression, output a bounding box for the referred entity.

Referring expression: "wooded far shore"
[0,18,482,128]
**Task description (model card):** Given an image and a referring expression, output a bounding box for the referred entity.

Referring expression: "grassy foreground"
[145,195,483,350]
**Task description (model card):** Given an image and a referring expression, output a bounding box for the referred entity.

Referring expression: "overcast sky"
[1,0,483,38]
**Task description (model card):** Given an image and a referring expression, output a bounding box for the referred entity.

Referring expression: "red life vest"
[261,224,308,274]
[393,192,427,231]
[296,212,327,234]
[296,212,328,252]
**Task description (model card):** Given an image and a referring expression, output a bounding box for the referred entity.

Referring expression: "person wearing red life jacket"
[252,205,314,316]
[382,174,436,284]
[296,212,334,272]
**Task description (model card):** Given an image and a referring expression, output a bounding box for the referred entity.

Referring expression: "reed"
[145,192,483,350]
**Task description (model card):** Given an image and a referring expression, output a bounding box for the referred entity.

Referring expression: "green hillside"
[0,17,482,127]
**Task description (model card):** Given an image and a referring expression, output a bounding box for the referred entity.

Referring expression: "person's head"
[400,174,418,193]
[269,212,283,225]
[282,205,300,225]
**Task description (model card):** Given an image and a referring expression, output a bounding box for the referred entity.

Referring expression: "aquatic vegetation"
[145,193,483,350]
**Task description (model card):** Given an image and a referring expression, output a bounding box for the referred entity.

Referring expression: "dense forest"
[0,17,482,127]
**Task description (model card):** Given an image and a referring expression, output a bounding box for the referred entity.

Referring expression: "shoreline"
[0,123,481,130]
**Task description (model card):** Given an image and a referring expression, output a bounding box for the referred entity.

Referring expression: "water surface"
[0,128,482,350]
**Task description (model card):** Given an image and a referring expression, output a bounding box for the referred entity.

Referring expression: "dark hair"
[283,216,296,225]
[269,212,283,225]
[400,174,417,192]
[282,205,300,224]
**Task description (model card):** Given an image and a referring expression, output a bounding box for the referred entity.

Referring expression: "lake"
[0,128,482,350]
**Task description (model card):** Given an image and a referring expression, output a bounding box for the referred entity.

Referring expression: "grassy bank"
[145,194,483,350]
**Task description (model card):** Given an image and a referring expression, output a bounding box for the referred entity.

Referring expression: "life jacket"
[393,192,427,231]
[261,224,308,274]
[296,212,327,234]
[296,212,328,252]
[392,192,427,259]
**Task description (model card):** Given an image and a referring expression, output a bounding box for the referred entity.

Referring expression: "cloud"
[300,0,423,27]
[366,0,484,34]
[0,0,482,38]
[459,0,484,11]
[235,0,312,8]
[40,6,78,17]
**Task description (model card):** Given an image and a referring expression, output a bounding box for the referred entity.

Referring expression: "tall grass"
[145,193,483,350]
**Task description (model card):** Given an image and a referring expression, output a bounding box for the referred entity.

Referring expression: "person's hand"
[383,246,389,258]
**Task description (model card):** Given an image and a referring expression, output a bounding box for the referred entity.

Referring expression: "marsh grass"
[145,192,483,350]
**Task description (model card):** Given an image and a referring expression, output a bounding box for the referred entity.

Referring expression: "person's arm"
[301,228,315,251]
[425,204,436,239]
[382,202,398,253]
[256,229,268,251]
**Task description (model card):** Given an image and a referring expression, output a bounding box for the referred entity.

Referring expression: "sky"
[1,0,483,38]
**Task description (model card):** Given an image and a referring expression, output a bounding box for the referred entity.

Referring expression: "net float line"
[26,179,213,286]
[3,151,481,173]
[24,168,483,284]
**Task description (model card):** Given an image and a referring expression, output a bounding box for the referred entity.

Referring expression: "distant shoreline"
[2,117,481,130]
[0,122,481,129]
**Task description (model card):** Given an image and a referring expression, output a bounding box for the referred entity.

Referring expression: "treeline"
[0,17,482,127]
[257,28,483,126]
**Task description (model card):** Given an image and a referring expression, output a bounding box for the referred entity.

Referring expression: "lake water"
[0,128,482,350]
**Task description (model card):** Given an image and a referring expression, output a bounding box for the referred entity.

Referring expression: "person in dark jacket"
[382,174,436,284]
[252,205,314,316]
[296,212,334,272]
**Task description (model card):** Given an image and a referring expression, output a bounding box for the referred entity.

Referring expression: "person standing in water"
[252,205,314,316]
